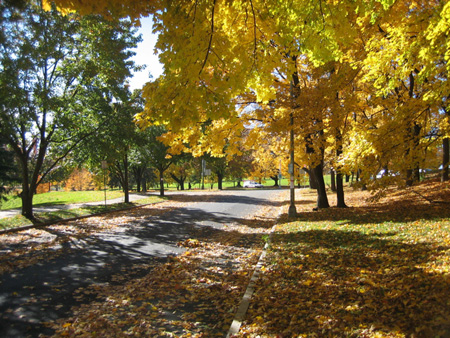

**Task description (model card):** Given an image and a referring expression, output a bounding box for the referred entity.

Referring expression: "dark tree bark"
[336,172,347,208]
[123,154,129,203]
[330,170,336,192]
[142,179,147,192]
[132,166,145,192]
[406,123,422,186]
[312,163,330,209]
[217,172,224,190]
[159,169,164,197]
[335,130,347,208]
[443,136,449,182]
[308,169,318,189]
[442,105,449,182]
[170,173,186,190]
[271,175,279,187]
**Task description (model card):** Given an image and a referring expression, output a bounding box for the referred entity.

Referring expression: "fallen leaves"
[4,182,449,337]
[45,242,262,337]
[0,191,283,338]
[240,180,450,338]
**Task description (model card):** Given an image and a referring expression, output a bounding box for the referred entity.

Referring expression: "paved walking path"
[0,193,153,219]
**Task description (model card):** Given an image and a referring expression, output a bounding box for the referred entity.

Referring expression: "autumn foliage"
[64,168,96,191]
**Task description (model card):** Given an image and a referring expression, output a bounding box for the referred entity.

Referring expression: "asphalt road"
[0,189,284,338]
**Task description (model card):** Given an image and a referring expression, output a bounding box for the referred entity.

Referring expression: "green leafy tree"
[0,3,139,220]
[141,126,174,196]
[0,135,19,201]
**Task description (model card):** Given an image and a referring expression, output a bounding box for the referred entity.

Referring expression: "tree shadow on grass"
[290,198,450,226]
[246,228,450,337]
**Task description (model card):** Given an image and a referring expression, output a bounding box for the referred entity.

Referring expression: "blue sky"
[128,16,163,90]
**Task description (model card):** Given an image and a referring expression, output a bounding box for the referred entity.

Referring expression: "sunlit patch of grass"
[0,196,165,230]
[0,190,125,210]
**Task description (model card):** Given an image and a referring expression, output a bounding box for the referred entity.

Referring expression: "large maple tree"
[46,0,449,195]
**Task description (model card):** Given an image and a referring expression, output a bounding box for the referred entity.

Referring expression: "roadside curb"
[0,201,164,235]
[226,190,287,338]
[226,210,284,337]
[226,237,273,338]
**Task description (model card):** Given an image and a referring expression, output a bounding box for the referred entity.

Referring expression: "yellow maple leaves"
[46,0,449,189]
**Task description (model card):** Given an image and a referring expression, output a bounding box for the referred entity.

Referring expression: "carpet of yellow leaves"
[238,180,450,337]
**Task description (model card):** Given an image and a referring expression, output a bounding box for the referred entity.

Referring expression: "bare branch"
[199,0,216,76]
[250,0,257,58]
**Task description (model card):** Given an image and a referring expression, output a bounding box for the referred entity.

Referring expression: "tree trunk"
[335,130,347,208]
[442,104,449,182]
[123,154,129,203]
[21,187,34,220]
[443,136,449,182]
[336,172,347,208]
[312,163,329,208]
[135,167,142,192]
[307,169,318,189]
[330,170,336,192]
[170,173,185,190]
[17,153,35,220]
[218,173,223,190]
[271,175,279,186]
[159,169,164,196]
[142,178,147,192]
[405,121,422,186]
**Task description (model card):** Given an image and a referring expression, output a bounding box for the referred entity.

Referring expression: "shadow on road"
[0,196,279,338]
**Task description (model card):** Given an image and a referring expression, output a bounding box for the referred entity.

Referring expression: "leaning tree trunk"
[271,175,279,187]
[170,173,185,190]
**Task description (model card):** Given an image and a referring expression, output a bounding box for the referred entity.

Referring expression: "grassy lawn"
[0,190,125,210]
[0,195,166,230]
[239,179,450,337]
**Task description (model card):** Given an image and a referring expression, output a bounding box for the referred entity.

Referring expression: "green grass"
[0,195,166,230]
[0,190,124,210]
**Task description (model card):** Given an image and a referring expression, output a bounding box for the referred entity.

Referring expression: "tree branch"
[199,0,216,75]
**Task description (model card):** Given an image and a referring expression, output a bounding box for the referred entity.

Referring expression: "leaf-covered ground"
[43,194,283,338]
[0,191,284,337]
[239,179,450,337]
[2,181,450,338]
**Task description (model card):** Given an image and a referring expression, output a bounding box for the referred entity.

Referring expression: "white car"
[243,180,264,188]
